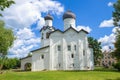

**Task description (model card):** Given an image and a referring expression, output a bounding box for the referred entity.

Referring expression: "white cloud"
[76,25,92,33]
[99,18,114,27]
[1,0,64,30]
[98,27,117,52]
[108,2,114,7]
[1,0,64,58]
[8,28,40,58]
[16,28,35,39]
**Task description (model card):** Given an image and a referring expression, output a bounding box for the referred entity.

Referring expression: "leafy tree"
[0,21,15,70]
[0,57,20,69]
[112,29,120,61]
[112,0,120,61]
[88,37,102,65]
[113,0,120,27]
[0,0,15,16]
[112,0,120,71]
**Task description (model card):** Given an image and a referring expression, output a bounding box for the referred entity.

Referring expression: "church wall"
[45,20,52,26]
[49,32,63,70]
[63,29,79,70]
[32,28,94,71]
[41,29,51,47]
[49,29,92,70]
[32,48,49,71]
[64,18,76,30]
[21,57,32,70]
[86,48,94,70]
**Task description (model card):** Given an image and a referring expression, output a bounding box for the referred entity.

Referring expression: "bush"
[0,57,20,70]
[113,62,120,71]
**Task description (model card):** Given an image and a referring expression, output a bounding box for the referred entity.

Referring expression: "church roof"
[40,26,56,32]
[20,56,31,60]
[49,26,88,35]
[31,46,49,52]
[63,10,76,20]
[44,14,53,20]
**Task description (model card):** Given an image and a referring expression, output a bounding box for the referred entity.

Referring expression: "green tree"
[112,30,120,61]
[0,57,20,69]
[88,37,102,65]
[112,0,120,71]
[0,21,15,70]
[0,0,14,16]
[112,0,120,61]
[113,0,120,27]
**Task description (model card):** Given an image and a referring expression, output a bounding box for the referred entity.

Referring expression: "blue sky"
[0,0,117,58]
[52,0,116,39]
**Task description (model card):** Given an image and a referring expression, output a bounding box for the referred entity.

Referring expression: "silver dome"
[44,14,53,20]
[63,10,76,20]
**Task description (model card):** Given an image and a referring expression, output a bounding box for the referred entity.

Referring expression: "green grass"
[0,69,120,80]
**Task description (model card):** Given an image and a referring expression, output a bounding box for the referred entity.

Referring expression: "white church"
[21,10,94,71]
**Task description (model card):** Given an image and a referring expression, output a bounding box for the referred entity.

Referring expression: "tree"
[112,0,120,61]
[0,21,15,70]
[88,37,102,65]
[0,57,20,69]
[0,0,14,16]
[112,29,120,61]
[113,0,120,27]
[112,0,120,71]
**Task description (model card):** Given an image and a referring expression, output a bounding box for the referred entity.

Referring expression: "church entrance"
[24,63,31,71]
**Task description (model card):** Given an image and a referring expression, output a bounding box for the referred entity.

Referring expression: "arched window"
[71,54,74,58]
[41,55,44,59]
[46,32,49,38]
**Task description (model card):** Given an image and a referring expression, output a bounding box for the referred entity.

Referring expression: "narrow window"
[71,54,74,58]
[74,45,76,50]
[59,63,61,67]
[83,50,85,56]
[58,45,61,51]
[46,32,49,38]
[41,55,44,59]
[73,64,74,67]
[41,33,44,39]
[68,45,71,51]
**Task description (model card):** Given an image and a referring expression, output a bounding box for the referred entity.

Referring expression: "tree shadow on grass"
[63,70,89,72]
[106,78,120,80]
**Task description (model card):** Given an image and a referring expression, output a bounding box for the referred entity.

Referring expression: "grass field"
[0,68,120,80]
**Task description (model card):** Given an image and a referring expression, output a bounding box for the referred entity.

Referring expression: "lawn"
[0,69,120,80]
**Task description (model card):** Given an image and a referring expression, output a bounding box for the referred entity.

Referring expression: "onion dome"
[44,14,53,20]
[63,10,76,20]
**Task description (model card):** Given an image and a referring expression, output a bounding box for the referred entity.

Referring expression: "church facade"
[31,11,94,71]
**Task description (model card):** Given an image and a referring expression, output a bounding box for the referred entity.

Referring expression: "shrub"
[113,62,120,71]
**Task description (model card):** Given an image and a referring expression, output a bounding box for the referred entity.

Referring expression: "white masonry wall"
[49,28,94,70]
[64,18,76,30]
[45,20,52,26]
[32,47,49,71]
[21,57,32,70]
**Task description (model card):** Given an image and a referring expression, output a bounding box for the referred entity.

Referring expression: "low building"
[101,51,117,67]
